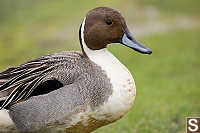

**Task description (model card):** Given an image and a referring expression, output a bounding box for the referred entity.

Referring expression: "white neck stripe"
[80,17,87,49]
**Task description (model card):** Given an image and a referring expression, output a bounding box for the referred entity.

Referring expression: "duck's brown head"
[79,7,152,54]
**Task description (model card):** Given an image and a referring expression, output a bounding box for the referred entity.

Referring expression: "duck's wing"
[0,51,83,109]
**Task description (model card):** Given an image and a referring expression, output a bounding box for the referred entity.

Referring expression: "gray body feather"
[0,51,112,132]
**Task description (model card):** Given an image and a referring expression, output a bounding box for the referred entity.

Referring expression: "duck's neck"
[83,44,113,64]
[79,17,115,63]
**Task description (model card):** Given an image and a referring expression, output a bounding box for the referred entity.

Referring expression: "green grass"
[0,0,199,70]
[93,29,200,133]
[0,0,122,70]
[134,0,200,16]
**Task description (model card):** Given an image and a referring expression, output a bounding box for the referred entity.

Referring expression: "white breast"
[65,48,136,129]
[86,48,136,121]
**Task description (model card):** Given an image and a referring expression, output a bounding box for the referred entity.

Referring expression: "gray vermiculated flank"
[2,51,112,132]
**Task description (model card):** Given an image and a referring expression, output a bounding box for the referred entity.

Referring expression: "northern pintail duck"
[0,7,152,133]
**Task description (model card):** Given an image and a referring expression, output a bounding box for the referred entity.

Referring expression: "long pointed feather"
[0,84,23,109]
[0,74,47,109]
[13,77,42,103]
[24,76,45,99]
[0,65,48,91]
[0,54,69,109]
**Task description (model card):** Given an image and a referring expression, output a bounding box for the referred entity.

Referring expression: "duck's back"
[0,51,115,132]
[0,51,84,108]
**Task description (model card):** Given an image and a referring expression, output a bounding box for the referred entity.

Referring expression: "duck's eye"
[106,19,113,25]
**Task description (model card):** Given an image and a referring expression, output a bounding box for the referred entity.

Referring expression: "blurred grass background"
[0,0,200,133]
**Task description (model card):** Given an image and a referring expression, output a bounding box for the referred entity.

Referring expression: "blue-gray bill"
[120,32,152,54]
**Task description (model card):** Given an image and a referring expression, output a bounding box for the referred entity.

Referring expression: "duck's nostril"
[124,31,134,41]
[127,35,133,41]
